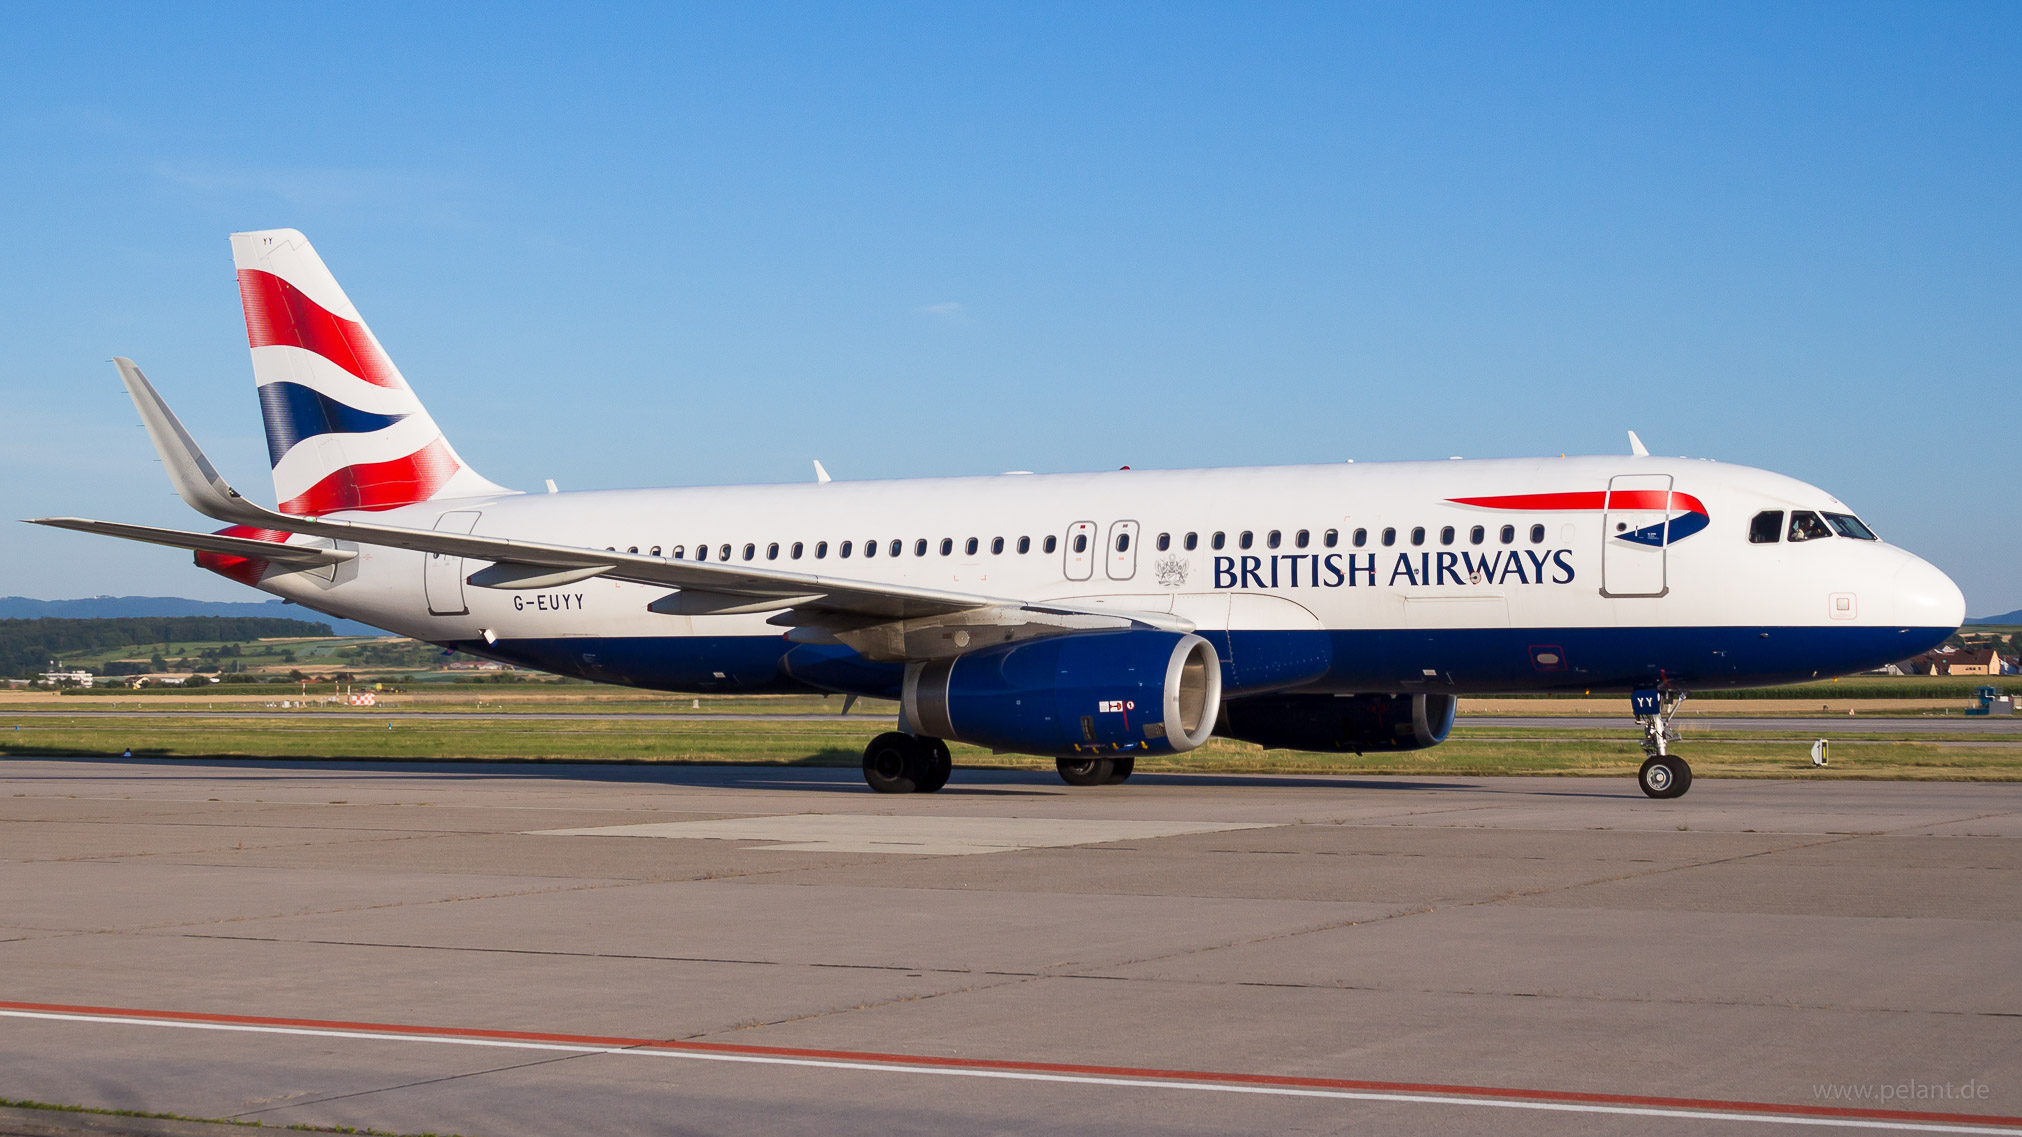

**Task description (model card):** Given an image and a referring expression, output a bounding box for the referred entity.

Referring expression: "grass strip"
[4,715,2017,780]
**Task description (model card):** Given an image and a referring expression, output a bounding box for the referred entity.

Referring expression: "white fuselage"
[242,455,1963,698]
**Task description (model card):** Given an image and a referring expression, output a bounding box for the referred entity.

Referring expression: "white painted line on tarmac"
[3,1007,2018,1133]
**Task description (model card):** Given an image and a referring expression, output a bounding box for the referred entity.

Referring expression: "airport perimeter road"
[0,760,2017,1137]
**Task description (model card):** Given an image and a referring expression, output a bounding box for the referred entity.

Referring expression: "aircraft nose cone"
[1895,556,1966,630]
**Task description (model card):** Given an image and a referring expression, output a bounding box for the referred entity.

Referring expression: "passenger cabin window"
[767,543,780,560]
[1116,532,1130,552]
[1072,533,1088,553]
[719,544,732,561]
[864,540,877,558]
[1352,528,1366,547]
[913,539,926,556]
[1239,531,1254,549]
[650,545,661,557]
[1499,525,1514,545]
[791,542,803,559]
[1749,511,1784,544]
[840,540,853,557]
[1156,533,1170,551]
[1212,532,1226,550]
[1044,535,1058,553]
[1411,527,1426,547]
[627,546,638,554]
[743,543,756,561]
[1824,512,1878,540]
[696,545,709,561]
[1381,527,1396,547]
[671,545,685,559]
[1529,524,1545,544]
[1439,526,1454,546]
[1266,530,1281,549]
[815,541,828,559]
[1323,529,1337,548]
[892,539,904,557]
[940,538,953,556]
[1018,536,1032,554]
[1788,511,1832,542]
[1184,532,1198,551]
[966,537,979,555]
[1469,526,1484,545]
[992,537,1005,554]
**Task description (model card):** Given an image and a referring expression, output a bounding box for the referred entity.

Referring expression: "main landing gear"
[1055,756,1134,786]
[1633,688,1692,799]
[862,732,952,794]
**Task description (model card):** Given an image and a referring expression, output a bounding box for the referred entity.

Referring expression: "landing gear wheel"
[1056,756,1116,787]
[1104,757,1135,784]
[863,732,928,794]
[916,738,953,793]
[1638,755,1692,799]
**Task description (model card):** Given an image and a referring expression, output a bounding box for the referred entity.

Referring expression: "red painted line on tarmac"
[2,999,2017,1130]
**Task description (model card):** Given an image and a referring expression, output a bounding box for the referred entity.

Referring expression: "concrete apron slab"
[529,814,1281,855]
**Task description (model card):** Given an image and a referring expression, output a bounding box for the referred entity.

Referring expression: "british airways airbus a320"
[34,229,1965,798]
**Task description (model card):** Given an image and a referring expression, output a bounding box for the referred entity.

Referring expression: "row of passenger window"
[1747,510,1878,544]
[610,522,1552,563]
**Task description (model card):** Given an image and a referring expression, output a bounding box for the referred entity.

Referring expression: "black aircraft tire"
[1056,757,1115,787]
[864,732,923,794]
[1105,757,1135,784]
[1638,755,1692,799]
[917,738,953,793]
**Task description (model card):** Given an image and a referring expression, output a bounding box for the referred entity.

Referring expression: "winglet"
[1627,430,1649,458]
[813,460,832,485]
[113,357,274,527]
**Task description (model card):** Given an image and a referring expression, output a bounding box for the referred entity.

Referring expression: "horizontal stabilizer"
[28,517,355,566]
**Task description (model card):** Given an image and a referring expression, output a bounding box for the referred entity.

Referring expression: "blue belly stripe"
[450,624,1954,700]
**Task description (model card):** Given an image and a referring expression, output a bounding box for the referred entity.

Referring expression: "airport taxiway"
[0,758,2016,1136]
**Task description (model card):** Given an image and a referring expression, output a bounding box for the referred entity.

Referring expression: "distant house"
[1898,646,2015,676]
[1946,646,2004,676]
[41,669,94,688]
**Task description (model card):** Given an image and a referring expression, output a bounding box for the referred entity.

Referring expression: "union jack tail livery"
[229,228,509,515]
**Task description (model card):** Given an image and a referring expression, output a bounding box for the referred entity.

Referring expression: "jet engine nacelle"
[904,631,1222,758]
[1218,692,1457,753]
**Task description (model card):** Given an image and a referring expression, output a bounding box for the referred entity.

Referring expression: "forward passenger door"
[1601,474,1670,598]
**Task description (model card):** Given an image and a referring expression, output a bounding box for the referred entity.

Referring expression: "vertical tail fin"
[229,228,511,515]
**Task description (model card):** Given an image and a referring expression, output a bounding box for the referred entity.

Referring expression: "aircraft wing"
[29,359,1189,659]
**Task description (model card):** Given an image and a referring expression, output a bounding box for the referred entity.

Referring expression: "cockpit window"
[1749,511,1783,544]
[1823,512,1878,541]
[1787,510,1832,542]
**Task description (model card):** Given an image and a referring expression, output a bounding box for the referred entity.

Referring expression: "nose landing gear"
[1633,688,1692,799]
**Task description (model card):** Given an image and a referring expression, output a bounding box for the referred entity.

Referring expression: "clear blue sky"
[2,3,2016,614]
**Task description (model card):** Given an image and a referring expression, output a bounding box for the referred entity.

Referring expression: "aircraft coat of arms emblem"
[1153,555,1189,588]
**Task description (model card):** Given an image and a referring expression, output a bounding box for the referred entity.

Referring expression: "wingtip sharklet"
[111,357,274,527]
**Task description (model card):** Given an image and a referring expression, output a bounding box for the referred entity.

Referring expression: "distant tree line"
[0,616,333,677]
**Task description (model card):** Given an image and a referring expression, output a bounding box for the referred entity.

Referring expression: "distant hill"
[0,615,343,677]
[0,596,390,637]
[1968,609,2022,626]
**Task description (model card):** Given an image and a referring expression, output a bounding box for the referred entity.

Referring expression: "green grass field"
[4,713,2014,780]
